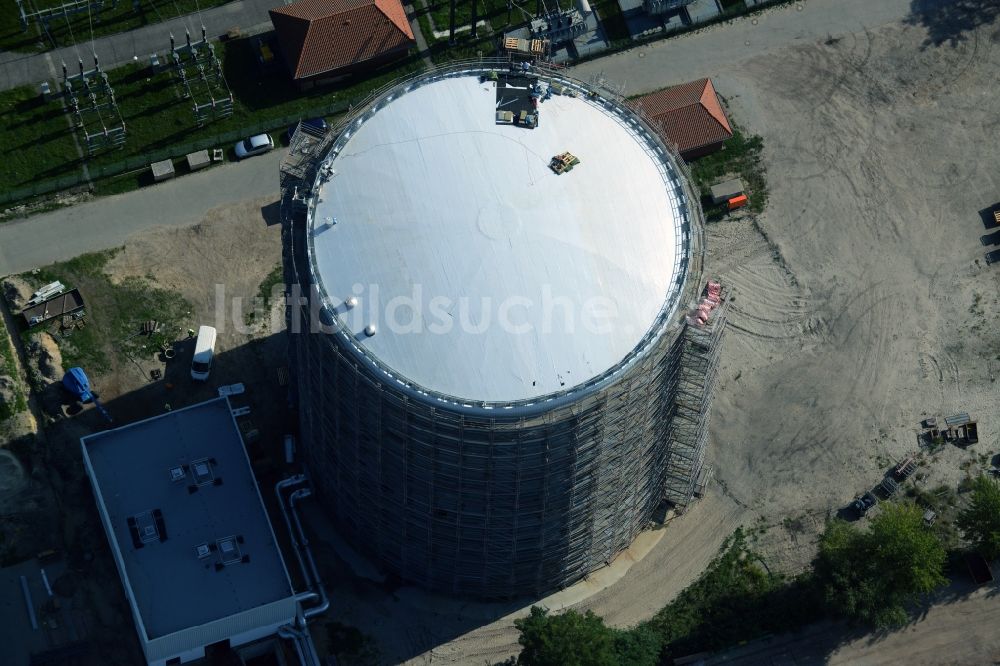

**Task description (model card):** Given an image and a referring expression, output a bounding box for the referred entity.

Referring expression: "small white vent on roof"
[364,324,377,336]
[195,543,211,559]
[169,466,186,482]
[346,296,358,309]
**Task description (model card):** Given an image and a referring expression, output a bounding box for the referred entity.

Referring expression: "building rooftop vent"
[169,465,186,482]
[195,543,212,559]
[215,535,246,568]
[128,509,166,548]
[190,457,217,487]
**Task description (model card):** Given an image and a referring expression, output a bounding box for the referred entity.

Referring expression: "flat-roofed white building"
[81,398,298,666]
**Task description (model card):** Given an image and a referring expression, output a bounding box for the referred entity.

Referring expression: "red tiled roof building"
[638,78,733,159]
[270,0,415,86]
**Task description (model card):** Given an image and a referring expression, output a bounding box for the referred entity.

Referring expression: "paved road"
[0,150,281,277]
[0,0,280,91]
[569,0,916,95]
[0,0,438,92]
[0,0,919,276]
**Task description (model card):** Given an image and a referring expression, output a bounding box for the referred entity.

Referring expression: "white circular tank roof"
[309,73,689,403]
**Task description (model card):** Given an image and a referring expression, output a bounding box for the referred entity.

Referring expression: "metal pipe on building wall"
[278,624,321,666]
[274,479,330,666]
[275,476,329,618]
[290,487,330,619]
[276,476,313,591]
[278,626,307,666]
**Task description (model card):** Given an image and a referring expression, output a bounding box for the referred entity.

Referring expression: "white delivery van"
[190,325,217,381]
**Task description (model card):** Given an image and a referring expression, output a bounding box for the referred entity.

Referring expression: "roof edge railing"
[292,61,707,415]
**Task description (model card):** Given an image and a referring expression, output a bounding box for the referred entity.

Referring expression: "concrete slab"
[150,159,175,182]
[186,149,212,171]
[710,178,745,203]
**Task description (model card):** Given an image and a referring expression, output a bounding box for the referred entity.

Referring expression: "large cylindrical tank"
[286,66,703,597]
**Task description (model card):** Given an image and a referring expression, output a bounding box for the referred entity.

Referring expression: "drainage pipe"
[276,475,313,590]
[290,487,330,618]
[275,476,330,619]
[278,623,321,666]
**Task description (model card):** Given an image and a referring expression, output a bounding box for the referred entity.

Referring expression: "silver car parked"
[234,133,274,160]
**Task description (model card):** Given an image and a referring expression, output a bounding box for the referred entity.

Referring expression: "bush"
[611,625,660,666]
[957,475,1000,559]
[815,504,947,628]
[645,529,822,656]
[515,607,620,666]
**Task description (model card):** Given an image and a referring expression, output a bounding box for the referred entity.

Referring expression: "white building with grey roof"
[81,397,299,666]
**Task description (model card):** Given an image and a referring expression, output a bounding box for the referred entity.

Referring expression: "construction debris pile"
[686,279,723,328]
[549,152,580,174]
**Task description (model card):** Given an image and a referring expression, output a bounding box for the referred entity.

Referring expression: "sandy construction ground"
[708,11,1000,567]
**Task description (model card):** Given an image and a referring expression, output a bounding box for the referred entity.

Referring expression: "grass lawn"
[21,249,190,373]
[0,85,87,190]
[0,316,27,421]
[245,262,283,326]
[689,126,768,221]
[0,38,426,197]
[0,0,234,53]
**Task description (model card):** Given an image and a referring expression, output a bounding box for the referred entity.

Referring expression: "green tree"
[957,475,1000,559]
[815,503,947,628]
[515,607,617,666]
[611,625,661,666]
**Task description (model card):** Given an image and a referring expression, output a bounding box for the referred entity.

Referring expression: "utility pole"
[449,0,456,44]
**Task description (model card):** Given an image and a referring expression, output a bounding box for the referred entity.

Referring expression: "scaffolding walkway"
[662,284,727,508]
